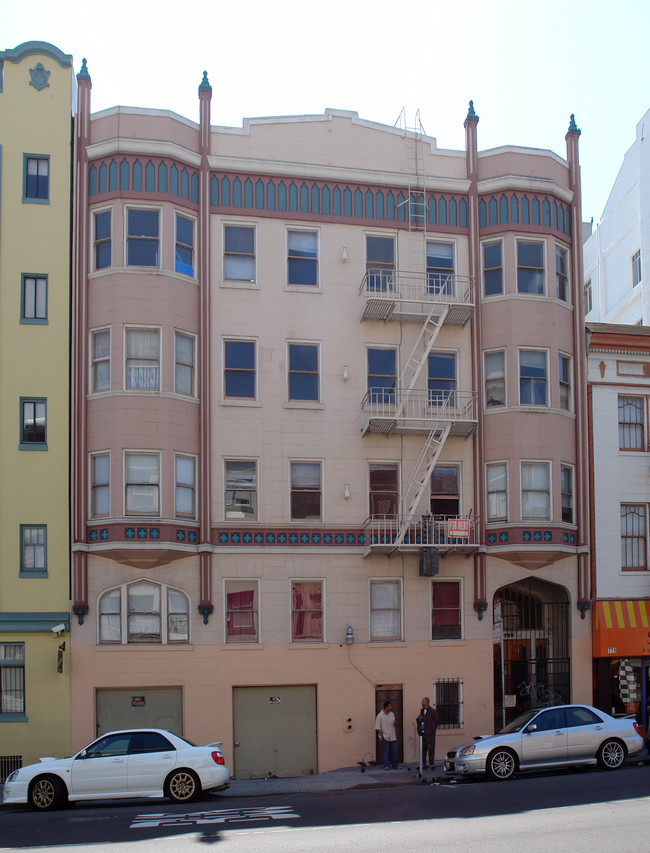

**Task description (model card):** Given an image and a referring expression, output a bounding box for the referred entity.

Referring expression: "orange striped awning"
[593,600,650,657]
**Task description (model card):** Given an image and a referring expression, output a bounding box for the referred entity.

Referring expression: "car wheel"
[487,748,517,781]
[29,775,66,810]
[597,739,626,770]
[166,769,201,803]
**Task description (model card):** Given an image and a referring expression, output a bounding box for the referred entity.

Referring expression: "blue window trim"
[23,153,50,204]
[20,273,48,324]
[19,524,47,578]
[19,396,47,450]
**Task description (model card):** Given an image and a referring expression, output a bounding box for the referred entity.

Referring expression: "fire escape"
[360,114,478,564]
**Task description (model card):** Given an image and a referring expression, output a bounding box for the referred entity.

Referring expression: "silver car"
[444,704,644,781]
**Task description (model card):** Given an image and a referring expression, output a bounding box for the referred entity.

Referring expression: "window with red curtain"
[291,580,323,642]
[431,581,461,639]
[226,581,258,642]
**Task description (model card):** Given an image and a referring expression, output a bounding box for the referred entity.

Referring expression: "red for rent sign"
[447,519,470,538]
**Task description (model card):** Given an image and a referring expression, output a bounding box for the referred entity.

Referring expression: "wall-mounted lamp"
[344,483,351,500]
[345,625,354,644]
[341,246,348,262]
[342,364,349,381]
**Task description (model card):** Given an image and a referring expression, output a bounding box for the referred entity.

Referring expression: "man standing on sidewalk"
[419,697,440,769]
[375,701,399,770]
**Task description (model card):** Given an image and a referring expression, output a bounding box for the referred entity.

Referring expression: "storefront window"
[609,657,642,716]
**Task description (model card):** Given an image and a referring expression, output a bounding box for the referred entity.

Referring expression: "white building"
[583,108,650,325]
[587,323,650,726]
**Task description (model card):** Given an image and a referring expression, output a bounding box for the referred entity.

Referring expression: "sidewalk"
[221,761,442,797]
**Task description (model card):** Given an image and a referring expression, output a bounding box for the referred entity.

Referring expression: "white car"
[2,728,230,810]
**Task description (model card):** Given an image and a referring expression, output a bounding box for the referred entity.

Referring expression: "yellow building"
[0,42,74,771]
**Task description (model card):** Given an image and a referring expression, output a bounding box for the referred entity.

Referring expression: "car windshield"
[498,709,540,734]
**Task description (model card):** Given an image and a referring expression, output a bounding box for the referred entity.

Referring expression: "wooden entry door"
[375,686,403,765]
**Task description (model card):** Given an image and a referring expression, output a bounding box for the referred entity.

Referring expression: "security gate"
[494,579,570,729]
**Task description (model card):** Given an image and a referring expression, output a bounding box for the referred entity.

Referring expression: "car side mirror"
[77,749,88,759]
[526,724,538,733]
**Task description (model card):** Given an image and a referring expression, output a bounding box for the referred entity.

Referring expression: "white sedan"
[2,729,230,810]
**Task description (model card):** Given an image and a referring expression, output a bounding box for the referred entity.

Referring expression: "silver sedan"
[444,704,644,781]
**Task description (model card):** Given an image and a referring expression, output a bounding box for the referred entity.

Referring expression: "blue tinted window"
[520,350,547,405]
[367,348,396,403]
[224,340,255,398]
[95,210,111,270]
[288,231,318,286]
[175,215,194,276]
[483,241,502,296]
[288,344,319,401]
[517,241,544,294]
[24,156,49,201]
[428,353,456,406]
[127,209,159,267]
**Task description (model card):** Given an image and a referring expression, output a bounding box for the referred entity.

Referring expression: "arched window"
[98,582,189,645]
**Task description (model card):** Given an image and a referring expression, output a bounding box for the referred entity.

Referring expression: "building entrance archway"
[493,577,570,730]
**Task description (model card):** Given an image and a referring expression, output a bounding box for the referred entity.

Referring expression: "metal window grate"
[433,678,463,729]
[0,755,22,782]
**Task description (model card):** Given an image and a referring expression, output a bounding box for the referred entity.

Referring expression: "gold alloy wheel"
[168,770,199,802]
[31,777,57,809]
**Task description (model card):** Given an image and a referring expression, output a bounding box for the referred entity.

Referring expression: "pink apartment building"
[70,64,591,777]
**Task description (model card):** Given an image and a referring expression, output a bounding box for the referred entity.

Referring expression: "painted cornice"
[86,138,202,168]
[477,175,573,203]
[0,41,72,67]
[0,612,70,632]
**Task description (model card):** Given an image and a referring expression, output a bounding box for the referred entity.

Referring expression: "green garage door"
[233,686,317,779]
[96,688,183,739]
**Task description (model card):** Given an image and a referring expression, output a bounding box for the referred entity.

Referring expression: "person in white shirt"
[375,700,399,769]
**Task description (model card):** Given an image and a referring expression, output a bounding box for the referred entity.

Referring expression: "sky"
[4,0,649,224]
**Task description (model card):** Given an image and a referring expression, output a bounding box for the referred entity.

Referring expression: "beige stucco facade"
[68,69,591,777]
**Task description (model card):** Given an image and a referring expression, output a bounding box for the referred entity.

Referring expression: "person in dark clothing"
[419,697,440,768]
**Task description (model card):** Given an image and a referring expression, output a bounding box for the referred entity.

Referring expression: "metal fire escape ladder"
[394,303,449,417]
[393,421,452,547]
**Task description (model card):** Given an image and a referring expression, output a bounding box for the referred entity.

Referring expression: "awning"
[592,600,650,657]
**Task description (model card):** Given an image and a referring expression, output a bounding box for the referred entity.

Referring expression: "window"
[91,453,110,517]
[98,583,189,644]
[561,464,573,524]
[484,351,505,408]
[521,462,550,520]
[483,241,503,296]
[19,525,47,577]
[175,455,195,518]
[290,461,322,520]
[126,328,159,390]
[621,504,646,570]
[426,241,454,295]
[367,347,397,403]
[21,275,47,323]
[556,246,569,301]
[365,235,395,291]
[224,225,255,282]
[370,580,401,641]
[433,679,463,728]
[0,644,25,716]
[24,155,49,201]
[558,355,572,411]
[288,342,319,402]
[125,452,159,516]
[632,250,642,288]
[94,210,111,270]
[175,214,194,276]
[20,398,46,449]
[520,350,547,406]
[619,396,645,450]
[428,352,456,406]
[224,339,256,399]
[430,465,460,516]
[486,462,507,522]
[517,240,544,294]
[127,209,159,267]
[291,580,323,642]
[174,332,194,396]
[225,580,259,643]
[369,463,399,516]
[225,459,257,519]
[431,581,461,640]
[584,278,592,315]
[91,330,110,392]
[287,230,318,286]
